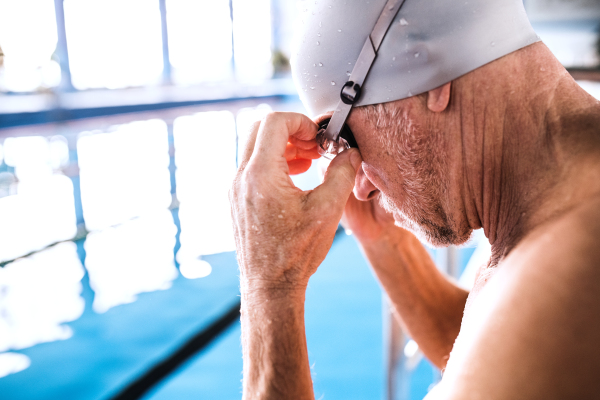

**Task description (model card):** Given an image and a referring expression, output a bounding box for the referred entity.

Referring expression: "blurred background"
[0,1,598,399]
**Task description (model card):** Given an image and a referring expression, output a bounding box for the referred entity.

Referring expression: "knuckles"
[262,111,285,126]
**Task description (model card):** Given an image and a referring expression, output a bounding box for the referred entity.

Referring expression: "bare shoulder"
[513,195,600,272]
[436,197,600,400]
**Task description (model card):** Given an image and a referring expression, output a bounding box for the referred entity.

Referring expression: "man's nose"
[354,164,379,201]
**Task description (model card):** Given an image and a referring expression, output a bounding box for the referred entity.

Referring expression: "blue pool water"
[0,99,388,400]
[0,96,487,399]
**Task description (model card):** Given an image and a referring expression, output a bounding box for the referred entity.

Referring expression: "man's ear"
[427,82,452,113]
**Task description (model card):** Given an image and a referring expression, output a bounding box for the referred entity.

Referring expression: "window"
[167,0,233,85]
[64,0,164,89]
[0,0,60,92]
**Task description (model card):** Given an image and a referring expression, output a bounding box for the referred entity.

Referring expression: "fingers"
[288,158,313,175]
[284,142,321,162]
[289,135,318,151]
[309,148,362,219]
[252,112,318,169]
[239,120,262,169]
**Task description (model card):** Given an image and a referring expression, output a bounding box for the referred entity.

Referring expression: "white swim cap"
[291,0,540,117]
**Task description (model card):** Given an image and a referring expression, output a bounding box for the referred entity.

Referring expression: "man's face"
[346,98,470,247]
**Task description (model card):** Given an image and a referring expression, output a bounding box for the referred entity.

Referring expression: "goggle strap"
[322,0,406,143]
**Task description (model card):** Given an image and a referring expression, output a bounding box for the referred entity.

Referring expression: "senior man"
[229,0,600,398]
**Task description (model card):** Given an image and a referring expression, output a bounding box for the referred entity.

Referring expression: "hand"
[341,191,398,244]
[229,112,362,294]
[318,158,398,245]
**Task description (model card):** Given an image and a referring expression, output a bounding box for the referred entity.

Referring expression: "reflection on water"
[179,259,212,280]
[78,119,171,231]
[85,210,178,313]
[0,135,77,263]
[174,111,237,267]
[0,353,30,379]
[0,101,302,383]
[0,242,84,353]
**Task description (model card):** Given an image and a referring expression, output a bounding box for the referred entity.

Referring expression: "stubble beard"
[365,104,470,247]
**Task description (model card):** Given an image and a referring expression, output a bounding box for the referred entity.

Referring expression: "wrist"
[241,279,307,305]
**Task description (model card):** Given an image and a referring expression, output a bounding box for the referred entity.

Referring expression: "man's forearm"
[241,287,314,400]
[360,230,469,368]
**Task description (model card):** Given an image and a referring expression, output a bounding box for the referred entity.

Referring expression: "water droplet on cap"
[331,81,336,86]
[310,86,315,90]
[317,33,321,37]
[400,18,408,26]
[414,52,420,58]
[393,56,396,61]
[338,29,342,32]
[491,41,496,47]
[318,62,323,67]
[346,71,351,76]
[316,41,320,45]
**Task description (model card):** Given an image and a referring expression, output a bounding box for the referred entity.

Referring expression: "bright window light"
[232,0,273,81]
[0,0,60,92]
[167,0,233,85]
[536,27,599,68]
[64,0,164,90]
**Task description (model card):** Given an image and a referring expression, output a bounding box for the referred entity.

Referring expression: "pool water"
[0,98,385,400]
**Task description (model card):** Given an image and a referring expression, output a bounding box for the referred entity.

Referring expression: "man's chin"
[392,217,441,247]
[392,212,467,248]
[381,194,469,247]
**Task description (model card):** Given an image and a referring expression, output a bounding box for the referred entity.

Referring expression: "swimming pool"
[0,97,392,400]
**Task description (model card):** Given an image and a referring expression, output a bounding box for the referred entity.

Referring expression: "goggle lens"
[316,119,358,159]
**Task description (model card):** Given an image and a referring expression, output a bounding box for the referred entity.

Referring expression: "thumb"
[309,148,362,218]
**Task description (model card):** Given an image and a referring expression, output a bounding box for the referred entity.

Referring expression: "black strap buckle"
[340,81,362,105]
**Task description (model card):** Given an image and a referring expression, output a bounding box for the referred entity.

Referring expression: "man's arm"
[241,288,312,399]
[361,228,469,369]
[230,112,361,399]
[342,193,469,369]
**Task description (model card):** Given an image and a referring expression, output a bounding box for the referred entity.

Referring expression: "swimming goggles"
[316,0,406,158]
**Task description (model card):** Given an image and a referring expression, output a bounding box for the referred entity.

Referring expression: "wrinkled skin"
[230,112,362,399]
[230,41,600,400]
[230,113,361,292]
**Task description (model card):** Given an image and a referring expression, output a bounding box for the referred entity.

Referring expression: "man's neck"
[456,43,600,266]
